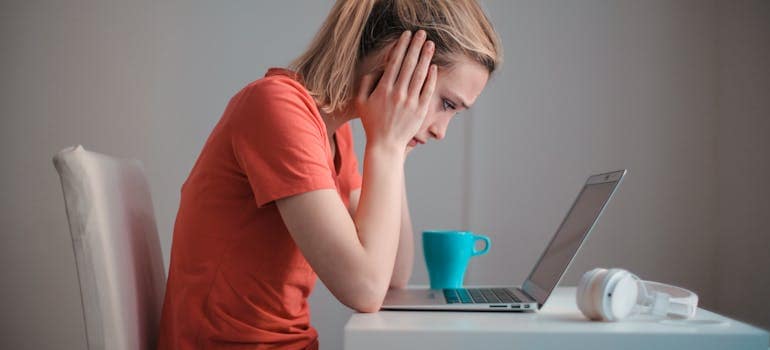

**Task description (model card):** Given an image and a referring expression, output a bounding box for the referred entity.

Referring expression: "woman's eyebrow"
[447,92,472,110]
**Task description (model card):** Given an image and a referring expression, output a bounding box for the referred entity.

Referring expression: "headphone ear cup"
[576,269,596,317]
[577,268,607,321]
[604,271,639,321]
[595,268,623,321]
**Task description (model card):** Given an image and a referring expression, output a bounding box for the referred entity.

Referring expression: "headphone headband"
[640,280,699,319]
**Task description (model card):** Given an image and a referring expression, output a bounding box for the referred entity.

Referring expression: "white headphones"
[576,268,699,322]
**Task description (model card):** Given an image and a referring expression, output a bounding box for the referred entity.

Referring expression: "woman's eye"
[442,99,456,111]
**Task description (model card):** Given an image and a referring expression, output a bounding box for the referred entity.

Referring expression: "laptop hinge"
[513,288,536,303]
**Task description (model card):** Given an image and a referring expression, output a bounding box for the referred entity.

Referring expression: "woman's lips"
[408,137,424,147]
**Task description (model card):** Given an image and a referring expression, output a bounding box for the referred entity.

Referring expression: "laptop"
[381,169,627,312]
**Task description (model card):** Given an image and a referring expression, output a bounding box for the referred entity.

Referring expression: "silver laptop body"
[381,170,627,312]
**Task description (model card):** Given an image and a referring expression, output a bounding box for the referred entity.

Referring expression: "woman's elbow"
[344,292,385,313]
[352,300,382,313]
[338,278,388,313]
[349,278,410,312]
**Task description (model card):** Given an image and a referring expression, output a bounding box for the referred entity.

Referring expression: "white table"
[344,287,769,350]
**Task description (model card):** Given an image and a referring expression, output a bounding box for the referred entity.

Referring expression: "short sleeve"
[228,77,336,207]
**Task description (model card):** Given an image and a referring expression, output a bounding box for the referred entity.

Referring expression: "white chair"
[53,145,166,350]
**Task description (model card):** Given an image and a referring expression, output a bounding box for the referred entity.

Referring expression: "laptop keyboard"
[443,288,522,304]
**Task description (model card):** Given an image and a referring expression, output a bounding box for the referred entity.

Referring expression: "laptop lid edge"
[522,169,627,308]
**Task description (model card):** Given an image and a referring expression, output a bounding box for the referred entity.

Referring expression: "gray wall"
[1,1,767,349]
[715,0,770,330]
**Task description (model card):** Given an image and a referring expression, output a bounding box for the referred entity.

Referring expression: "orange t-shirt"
[157,67,362,350]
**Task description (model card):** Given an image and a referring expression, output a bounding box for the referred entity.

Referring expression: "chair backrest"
[53,145,166,350]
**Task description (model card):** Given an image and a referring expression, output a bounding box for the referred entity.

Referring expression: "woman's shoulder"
[241,67,310,100]
[225,67,324,131]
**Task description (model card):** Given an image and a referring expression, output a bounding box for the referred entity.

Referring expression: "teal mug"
[423,230,491,289]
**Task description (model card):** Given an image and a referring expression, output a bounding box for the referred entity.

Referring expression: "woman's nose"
[429,125,445,140]
[428,114,452,140]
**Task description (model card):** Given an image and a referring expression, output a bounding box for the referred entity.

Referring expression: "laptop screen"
[522,171,624,306]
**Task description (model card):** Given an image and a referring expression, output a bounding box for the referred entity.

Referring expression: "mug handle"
[471,234,491,256]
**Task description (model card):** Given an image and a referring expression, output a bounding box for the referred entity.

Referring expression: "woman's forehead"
[437,58,489,106]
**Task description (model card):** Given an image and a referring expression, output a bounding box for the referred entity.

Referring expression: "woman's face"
[414,56,489,146]
[359,46,490,148]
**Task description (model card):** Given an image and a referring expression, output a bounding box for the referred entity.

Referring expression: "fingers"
[407,39,434,98]
[379,30,412,90]
[395,30,428,94]
[419,64,437,105]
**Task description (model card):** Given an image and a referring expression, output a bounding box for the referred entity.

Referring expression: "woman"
[157,0,502,349]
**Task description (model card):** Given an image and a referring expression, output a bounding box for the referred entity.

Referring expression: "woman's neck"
[319,106,357,142]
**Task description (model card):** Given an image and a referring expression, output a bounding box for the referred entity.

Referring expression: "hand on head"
[355,30,437,153]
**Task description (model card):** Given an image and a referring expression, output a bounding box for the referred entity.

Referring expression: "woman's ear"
[358,40,397,94]
[383,41,398,64]
[371,69,384,94]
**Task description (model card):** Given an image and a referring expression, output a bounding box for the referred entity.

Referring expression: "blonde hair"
[288,0,503,116]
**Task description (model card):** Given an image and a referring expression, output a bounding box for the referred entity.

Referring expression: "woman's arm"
[276,145,404,313]
[276,30,435,313]
[390,178,415,288]
[348,174,415,289]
